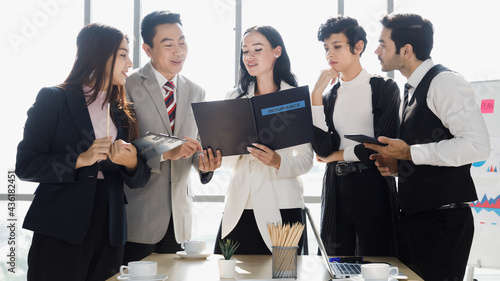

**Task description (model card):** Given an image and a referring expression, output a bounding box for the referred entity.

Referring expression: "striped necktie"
[163,81,176,132]
[401,83,412,122]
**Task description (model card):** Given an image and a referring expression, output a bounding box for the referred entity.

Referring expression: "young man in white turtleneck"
[310,16,400,257]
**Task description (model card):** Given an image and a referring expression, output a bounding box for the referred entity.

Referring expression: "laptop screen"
[304,206,337,279]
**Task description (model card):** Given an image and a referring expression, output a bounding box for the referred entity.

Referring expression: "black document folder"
[191,86,313,156]
[132,132,187,161]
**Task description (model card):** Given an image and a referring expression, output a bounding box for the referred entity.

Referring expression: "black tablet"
[344,134,388,146]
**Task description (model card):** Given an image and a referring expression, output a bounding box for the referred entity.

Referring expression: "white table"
[107,254,423,280]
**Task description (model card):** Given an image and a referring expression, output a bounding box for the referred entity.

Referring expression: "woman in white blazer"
[214,26,314,254]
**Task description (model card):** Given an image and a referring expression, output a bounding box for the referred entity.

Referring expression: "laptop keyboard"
[330,262,362,276]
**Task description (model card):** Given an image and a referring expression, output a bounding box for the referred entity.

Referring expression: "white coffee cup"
[181,240,206,255]
[119,261,157,278]
[361,263,398,281]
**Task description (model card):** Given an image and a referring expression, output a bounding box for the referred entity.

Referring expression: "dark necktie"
[402,83,412,122]
[163,81,176,132]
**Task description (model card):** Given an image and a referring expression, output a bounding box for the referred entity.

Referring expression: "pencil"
[106,103,110,137]
[267,221,304,278]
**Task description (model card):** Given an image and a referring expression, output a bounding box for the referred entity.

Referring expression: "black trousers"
[214,208,304,255]
[320,167,396,256]
[398,207,474,281]
[27,180,123,281]
[122,215,182,264]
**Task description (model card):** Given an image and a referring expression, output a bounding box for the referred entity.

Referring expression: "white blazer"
[221,82,314,251]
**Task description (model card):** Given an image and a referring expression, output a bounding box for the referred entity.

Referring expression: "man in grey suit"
[123,10,221,263]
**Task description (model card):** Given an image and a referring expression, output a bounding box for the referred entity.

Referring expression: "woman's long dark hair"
[60,23,138,140]
[236,26,298,98]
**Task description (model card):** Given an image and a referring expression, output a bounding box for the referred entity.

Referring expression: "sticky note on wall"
[481,99,494,113]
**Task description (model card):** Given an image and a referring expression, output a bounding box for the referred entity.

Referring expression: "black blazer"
[312,76,400,165]
[16,85,151,246]
[312,76,401,256]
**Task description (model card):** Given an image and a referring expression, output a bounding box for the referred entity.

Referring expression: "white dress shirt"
[312,68,374,162]
[221,82,314,251]
[151,62,178,102]
[406,59,490,166]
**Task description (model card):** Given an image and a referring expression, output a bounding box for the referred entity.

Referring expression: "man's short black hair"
[141,11,182,48]
[381,13,434,61]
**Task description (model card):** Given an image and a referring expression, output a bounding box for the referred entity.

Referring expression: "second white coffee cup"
[361,263,398,281]
[119,261,157,278]
[181,240,206,255]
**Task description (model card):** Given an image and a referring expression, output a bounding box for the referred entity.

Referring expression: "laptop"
[303,206,360,279]
[303,206,407,280]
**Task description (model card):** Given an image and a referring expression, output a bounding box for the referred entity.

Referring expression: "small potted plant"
[218,239,240,279]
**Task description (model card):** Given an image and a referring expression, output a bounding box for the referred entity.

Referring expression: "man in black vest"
[365,13,490,281]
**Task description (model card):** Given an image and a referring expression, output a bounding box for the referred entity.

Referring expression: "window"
[92,0,135,60]
[393,0,500,85]
[141,1,236,101]
[2,0,85,194]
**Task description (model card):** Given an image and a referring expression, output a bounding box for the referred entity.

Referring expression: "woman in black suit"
[16,23,151,281]
[311,16,400,256]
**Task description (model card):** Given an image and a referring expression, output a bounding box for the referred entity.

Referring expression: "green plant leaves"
[219,239,240,260]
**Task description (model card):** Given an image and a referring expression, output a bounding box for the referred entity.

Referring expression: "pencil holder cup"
[272,246,298,279]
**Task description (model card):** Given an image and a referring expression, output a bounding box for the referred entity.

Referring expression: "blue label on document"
[261,100,305,116]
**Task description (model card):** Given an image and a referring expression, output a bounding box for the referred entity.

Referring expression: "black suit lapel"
[324,83,342,151]
[325,83,340,131]
[63,85,96,143]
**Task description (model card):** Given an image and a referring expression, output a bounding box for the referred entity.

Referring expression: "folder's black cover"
[132,132,187,161]
[191,86,313,156]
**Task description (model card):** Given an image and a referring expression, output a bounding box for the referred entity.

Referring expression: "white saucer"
[176,250,211,259]
[116,273,167,281]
